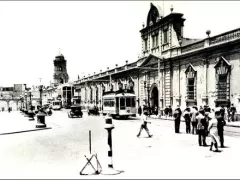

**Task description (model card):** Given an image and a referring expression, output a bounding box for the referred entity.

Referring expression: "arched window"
[214,57,231,106]
[185,64,197,105]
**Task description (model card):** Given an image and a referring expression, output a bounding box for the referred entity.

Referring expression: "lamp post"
[39,85,43,107]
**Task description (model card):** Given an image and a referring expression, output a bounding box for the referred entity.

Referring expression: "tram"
[52,100,62,110]
[102,90,137,119]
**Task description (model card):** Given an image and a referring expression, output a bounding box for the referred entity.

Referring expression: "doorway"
[151,86,159,110]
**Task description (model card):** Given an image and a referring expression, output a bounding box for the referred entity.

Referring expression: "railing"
[108,69,115,74]
[210,28,240,46]
[181,40,205,53]
[127,62,138,68]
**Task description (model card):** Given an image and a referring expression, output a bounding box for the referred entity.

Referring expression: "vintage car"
[88,106,100,116]
[68,105,83,118]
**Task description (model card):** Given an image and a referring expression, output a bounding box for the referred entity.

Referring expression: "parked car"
[68,105,83,118]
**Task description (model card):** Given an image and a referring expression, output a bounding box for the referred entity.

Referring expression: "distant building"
[53,53,69,86]
[0,84,26,111]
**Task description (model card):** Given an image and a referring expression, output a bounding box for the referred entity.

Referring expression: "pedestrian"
[216,107,226,148]
[183,107,191,134]
[164,107,169,118]
[137,110,152,138]
[196,109,207,146]
[230,104,236,122]
[191,106,198,135]
[208,111,220,152]
[8,107,10,113]
[173,105,182,133]
[169,106,173,117]
[154,105,158,116]
[138,105,142,117]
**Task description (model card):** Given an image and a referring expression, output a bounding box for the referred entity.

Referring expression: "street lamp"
[39,85,43,107]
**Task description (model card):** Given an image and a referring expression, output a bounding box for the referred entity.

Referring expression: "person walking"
[173,106,182,133]
[196,109,207,146]
[208,111,220,152]
[169,106,173,117]
[183,107,191,134]
[137,110,152,138]
[230,104,236,122]
[138,105,142,117]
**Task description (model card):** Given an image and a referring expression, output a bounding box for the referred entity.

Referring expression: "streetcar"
[52,100,62,110]
[102,90,137,119]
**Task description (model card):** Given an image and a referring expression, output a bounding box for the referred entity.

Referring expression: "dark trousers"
[175,119,181,133]
[137,124,150,136]
[185,120,191,134]
[218,129,224,147]
[192,122,197,134]
[198,129,207,146]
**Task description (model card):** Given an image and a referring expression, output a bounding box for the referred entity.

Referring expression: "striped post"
[104,114,114,168]
[102,114,122,175]
[107,127,113,168]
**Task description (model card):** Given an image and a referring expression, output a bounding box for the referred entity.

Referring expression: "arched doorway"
[150,86,158,110]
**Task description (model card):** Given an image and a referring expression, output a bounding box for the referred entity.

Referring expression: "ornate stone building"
[53,53,69,85]
[74,3,240,114]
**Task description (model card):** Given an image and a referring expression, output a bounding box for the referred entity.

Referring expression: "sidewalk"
[0,111,48,135]
[149,115,240,128]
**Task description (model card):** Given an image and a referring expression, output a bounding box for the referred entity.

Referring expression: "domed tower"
[53,52,69,85]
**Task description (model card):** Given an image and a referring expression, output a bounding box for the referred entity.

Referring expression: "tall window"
[152,34,159,48]
[217,75,227,99]
[90,87,93,103]
[163,30,168,44]
[185,64,197,101]
[96,86,98,104]
[163,25,169,44]
[145,39,148,51]
[214,57,231,105]
[187,78,195,100]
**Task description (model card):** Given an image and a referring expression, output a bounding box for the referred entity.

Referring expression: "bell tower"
[53,51,69,86]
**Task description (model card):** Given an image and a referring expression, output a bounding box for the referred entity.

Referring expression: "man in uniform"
[196,109,207,146]
[216,107,226,148]
[173,105,182,133]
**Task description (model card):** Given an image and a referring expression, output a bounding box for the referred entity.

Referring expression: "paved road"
[0,111,240,178]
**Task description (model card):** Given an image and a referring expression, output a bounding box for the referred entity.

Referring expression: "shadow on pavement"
[0,127,52,136]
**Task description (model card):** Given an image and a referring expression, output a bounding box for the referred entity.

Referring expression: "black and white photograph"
[1,1,240,178]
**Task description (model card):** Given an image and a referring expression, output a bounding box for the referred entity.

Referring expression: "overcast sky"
[1,1,240,87]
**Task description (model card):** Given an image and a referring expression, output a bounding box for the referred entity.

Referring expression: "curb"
[149,116,240,128]
[0,127,52,136]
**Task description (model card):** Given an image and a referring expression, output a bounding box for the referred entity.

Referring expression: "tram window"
[120,98,125,110]
[126,98,131,107]
[103,99,115,107]
[132,98,136,107]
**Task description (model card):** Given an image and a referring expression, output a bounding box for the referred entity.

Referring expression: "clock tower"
[53,52,69,86]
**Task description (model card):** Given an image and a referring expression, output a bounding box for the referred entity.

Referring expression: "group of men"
[174,105,226,149]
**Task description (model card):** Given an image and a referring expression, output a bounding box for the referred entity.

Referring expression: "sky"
[0,1,240,87]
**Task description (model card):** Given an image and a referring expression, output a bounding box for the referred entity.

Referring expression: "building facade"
[0,84,25,111]
[74,3,240,115]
